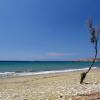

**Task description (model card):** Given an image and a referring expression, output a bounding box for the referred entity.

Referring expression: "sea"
[0,61,100,78]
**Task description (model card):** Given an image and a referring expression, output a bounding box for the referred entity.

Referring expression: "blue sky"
[0,0,100,61]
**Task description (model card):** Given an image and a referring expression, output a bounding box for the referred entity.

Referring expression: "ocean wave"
[0,67,98,78]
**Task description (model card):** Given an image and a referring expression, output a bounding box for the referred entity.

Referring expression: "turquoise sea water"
[0,61,100,73]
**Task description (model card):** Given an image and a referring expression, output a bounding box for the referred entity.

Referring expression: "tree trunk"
[80,39,98,84]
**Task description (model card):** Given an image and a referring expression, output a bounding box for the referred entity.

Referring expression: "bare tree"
[80,18,100,84]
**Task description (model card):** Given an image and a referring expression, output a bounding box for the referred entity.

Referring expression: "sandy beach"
[0,69,100,100]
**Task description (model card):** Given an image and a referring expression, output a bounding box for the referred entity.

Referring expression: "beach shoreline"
[0,69,100,100]
[0,67,98,79]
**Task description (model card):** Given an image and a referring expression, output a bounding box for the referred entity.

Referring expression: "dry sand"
[0,69,100,100]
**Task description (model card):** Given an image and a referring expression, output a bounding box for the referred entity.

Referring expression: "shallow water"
[0,61,100,77]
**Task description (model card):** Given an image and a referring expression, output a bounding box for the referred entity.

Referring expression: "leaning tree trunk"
[80,39,98,84]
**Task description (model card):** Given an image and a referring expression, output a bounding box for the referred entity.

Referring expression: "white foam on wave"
[0,72,15,75]
[18,67,98,76]
[0,67,98,77]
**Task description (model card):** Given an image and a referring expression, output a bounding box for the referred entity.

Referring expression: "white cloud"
[47,52,77,57]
